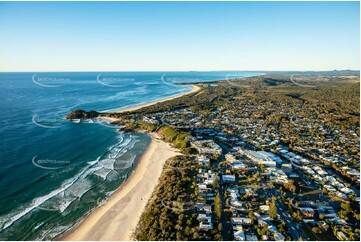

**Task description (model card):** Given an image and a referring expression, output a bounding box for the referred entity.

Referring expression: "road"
[265,188,307,241]
[217,186,231,240]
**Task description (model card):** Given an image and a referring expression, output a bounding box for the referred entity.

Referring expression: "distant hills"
[266,70,360,76]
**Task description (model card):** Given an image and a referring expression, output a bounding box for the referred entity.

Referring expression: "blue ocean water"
[0,71,261,240]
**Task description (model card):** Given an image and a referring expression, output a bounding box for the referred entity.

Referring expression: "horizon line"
[0,69,359,73]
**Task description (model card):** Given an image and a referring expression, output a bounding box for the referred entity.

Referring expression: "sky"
[0,1,359,72]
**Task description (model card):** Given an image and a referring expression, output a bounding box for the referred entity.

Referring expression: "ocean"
[0,71,261,240]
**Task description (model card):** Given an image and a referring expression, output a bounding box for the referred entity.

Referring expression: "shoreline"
[113,84,200,114]
[96,84,200,123]
[59,132,181,241]
[59,84,197,240]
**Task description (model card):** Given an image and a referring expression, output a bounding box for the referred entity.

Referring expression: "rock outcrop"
[66,110,100,119]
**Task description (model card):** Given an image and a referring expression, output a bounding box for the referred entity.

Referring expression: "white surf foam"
[0,133,139,231]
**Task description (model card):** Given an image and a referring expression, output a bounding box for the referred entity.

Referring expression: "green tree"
[214,194,222,220]
[213,175,219,189]
[248,211,256,222]
[269,196,278,219]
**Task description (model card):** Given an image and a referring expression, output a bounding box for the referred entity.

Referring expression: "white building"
[222,174,236,183]
[234,230,245,241]
[232,217,252,225]
[244,150,277,167]
[198,155,210,166]
[274,232,285,241]
[199,220,213,230]
[232,161,246,170]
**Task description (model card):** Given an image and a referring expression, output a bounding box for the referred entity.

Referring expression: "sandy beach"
[115,84,200,113]
[96,84,200,123]
[61,133,181,241]
[60,84,196,241]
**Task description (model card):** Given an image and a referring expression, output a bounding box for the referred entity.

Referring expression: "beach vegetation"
[136,155,199,241]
